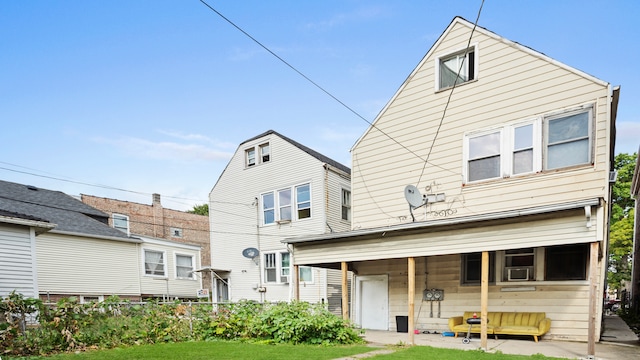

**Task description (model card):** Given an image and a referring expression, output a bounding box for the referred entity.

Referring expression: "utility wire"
[198,0,427,163]
[416,0,485,187]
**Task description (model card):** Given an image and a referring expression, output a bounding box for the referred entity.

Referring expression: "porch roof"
[284,198,600,245]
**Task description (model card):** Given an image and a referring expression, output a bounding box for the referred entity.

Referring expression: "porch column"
[408,257,415,345]
[293,264,300,301]
[587,242,598,357]
[341,261,349,320]
[480,251,489,350]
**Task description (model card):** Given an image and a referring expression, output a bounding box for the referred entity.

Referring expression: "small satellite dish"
[242,247,259,259]
[404,185,424,208]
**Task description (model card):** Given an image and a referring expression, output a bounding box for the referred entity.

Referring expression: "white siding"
[0,224,37,298]
[139,240,202,299]
[36,233,140,296]
[210,133,349,303]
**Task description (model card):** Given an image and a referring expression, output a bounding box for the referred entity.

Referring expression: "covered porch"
[284,199,604,355]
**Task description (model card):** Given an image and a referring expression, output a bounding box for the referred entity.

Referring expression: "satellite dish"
[242,247,259,259]
[404,185,424,208]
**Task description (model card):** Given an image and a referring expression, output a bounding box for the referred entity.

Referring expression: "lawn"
[8,341,565,360]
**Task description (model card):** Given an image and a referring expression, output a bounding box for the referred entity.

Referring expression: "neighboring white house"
[209,130,351,313]
[285,16,619,351]
[0,180,202,302]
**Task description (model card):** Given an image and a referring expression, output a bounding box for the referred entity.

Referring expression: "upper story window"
[246,148,256,167]
[144,249,166,277]
[341,189,351,221]
[260,143,270,163]
[436,45,477,90]
[245,142,271,168]
[113,214,130,235]
[545,108,592,169]
[464,105,592,183]
[175,254,195,279]
[261,183,311,225]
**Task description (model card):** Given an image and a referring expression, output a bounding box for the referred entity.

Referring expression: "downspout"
[255,197,264,302]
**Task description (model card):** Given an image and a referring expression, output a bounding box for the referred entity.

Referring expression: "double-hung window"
[278,189,292,221]
[545,108,592,169]
[464,105,592,184]
[467,130,501,182]
[175,254,195,279]
[296,184,311,219]
[144,249,166,277]
[437,45,477,90]
[264,253,277,282]
[341,189,351,221]
[262,183,311,225]
[264,252,294,283]
[245,142,271,168]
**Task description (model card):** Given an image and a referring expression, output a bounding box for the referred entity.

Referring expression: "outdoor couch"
[448,311,551,342]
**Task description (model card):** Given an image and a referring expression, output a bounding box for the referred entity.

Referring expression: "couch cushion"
[499,312,546,327]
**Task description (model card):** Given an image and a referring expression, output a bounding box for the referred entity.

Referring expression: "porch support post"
[293,264,300,301]
[480,251,489,350]
[587,242,598,357]
[408,257,415,345]
[341,261,349,320]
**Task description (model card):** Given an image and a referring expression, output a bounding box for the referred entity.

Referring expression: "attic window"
[260,143,270,163]
[246,148,256,167]
[436,45,477,90]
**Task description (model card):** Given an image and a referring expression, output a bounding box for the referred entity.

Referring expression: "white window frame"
[544,106,593,170]
[174,253,195,280]
[464,106,595,184]
[341,188,351,221]
[435,43,478,91]
[245,148,256,167]
[495,246,589,285]
[143,249,167,277]
[264,253,277,283]
[245,142,271,168]
[261,183,312,226]
[299,266,314,283]
[259,143,270,163]
[113,213,130,235]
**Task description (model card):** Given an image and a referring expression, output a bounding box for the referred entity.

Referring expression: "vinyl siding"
[351,21,611,230]
[139,241,201,298]
[294,211,596,264]
[36,233,141,296]
[353,253,597,340]
[210,133,349,302]
[0,224,37,298]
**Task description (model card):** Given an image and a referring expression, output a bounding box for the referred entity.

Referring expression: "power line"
[417,0,485,187]
[197,0,427,163]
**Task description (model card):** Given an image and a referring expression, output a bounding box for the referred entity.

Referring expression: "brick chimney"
[152,193,164,237]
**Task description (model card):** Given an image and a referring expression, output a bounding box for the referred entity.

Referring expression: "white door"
[356,275,388,330]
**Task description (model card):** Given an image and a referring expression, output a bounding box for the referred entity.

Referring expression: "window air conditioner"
[280,275,290,284]
[507,267,529,281]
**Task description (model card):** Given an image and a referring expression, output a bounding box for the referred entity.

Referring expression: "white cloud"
[94,136,233,162]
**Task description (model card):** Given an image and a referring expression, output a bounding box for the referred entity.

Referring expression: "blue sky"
[1,1,639,211]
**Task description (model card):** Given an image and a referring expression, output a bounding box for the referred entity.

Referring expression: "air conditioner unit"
[280,275,290,284]
[507,267,529,281]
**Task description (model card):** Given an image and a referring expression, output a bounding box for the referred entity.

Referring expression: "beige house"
[285,16,619,352]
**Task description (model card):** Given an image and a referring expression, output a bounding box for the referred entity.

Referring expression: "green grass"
[7,341,565,360]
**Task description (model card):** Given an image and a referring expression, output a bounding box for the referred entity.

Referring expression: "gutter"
[284,198,601,244]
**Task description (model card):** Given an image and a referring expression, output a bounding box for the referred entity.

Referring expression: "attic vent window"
[436,45,477,90]
[171,227,183,238]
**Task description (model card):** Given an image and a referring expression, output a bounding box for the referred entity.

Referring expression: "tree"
[188,204,209,216]
[607,152,637,292]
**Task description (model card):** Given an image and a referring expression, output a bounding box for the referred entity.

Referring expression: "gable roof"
[353,16,610,150]
[0,180,136,242]
[241,130,351,175]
